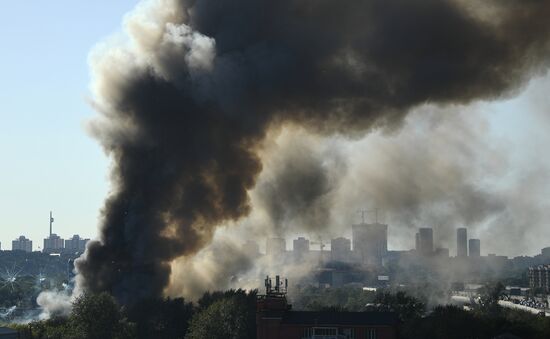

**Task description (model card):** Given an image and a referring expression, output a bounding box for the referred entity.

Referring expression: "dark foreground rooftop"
[281,311,398,326]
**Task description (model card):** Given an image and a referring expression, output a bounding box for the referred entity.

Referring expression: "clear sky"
[0,1,548,256]
[0,2,138,250]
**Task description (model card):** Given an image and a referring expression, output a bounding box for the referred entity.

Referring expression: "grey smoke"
[75,0,550,303]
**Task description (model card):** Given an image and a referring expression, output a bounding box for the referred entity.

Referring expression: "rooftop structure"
[257,276,398,339]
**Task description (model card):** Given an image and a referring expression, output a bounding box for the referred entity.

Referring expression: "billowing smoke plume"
[76,0,550,303]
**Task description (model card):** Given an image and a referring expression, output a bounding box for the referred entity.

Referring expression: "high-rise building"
[331,237,352,262]
[12,236,32,252]
[44,234,64,254]
[64,235,90,253]
[266,237,286,257]
[541,247,550,259]
[242,240,260,257]
[352,223,388,266]
[417,228,433,255]
[457,228,468,257]
[469,239,481,257]
[293,237,310,261]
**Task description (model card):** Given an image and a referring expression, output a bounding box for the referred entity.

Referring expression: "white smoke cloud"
[36,289,74,320]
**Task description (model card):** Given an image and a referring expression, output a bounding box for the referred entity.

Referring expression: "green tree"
[186,292,256,339]
[127,297,194,339]
[477,282,505,315]
[373,291,425,322]
[68,292,135,339]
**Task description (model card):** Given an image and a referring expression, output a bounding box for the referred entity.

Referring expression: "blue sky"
[0,2,138,249]
[0,1,547,256]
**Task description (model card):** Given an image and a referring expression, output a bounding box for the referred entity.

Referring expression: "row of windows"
[302,327,376,339]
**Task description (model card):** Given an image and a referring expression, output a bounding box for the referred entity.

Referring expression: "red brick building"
[257,277,398,339]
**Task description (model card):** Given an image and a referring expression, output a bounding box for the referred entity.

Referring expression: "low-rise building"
[257,276,398,339]
[529,265,550,293]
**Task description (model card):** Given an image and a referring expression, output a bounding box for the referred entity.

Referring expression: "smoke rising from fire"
[76,0,550,303]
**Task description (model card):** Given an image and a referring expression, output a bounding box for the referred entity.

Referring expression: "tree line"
[6,283,550,338]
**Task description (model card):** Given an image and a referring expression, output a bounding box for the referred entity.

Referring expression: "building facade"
[293,237,310,261]
[43,234,64,254]
[64,235,89,253]
[529,265,550,292]
[417,228,433,256]
[457,228,468,257]
[12,236,32,252]
[267,238,286,257]
[257,277,398,339]
[331,237,352,263]
[352,223,388,266]
[469,239,480,257]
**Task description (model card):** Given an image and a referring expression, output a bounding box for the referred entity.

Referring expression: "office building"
[266,238,286,257]
[64,235,90,253]
[331,237,351,262]
[417,228,433,255]
[352,223,388,266]
[44,234,64,254]
[469,239,481,257]
[293,237,310,261]
[12,236,32,252]
[457,228,468,257]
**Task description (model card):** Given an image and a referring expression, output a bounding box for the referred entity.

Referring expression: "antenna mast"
[357,208,381,224]
[49,211,54,237]
[357,209,367,224]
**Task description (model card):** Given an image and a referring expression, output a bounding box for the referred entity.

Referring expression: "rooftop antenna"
[357,209,368,224]
[357,208,380,224]
[49,211,54,237]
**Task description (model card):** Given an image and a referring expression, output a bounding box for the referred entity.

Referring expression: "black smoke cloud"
[254,131,345,235]
[76,0,550,303]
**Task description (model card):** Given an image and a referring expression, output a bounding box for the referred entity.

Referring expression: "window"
[342,328,355,339]
[302,327,313,339]
[366,328,377,339]
[314,327,337,336]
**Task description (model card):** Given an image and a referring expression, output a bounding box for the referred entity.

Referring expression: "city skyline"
[1,2,550,260]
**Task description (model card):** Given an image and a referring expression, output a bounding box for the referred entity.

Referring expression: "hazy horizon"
[1,1,550,260]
